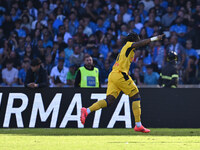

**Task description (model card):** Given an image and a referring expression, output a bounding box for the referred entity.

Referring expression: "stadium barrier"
[0,87,199,128]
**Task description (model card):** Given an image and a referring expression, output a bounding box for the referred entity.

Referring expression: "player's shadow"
[0,128,200,136]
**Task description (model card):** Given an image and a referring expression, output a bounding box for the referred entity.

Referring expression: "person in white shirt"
[31,11,47,30]
[50,57,69,87]
[115,4,131,24]
[141,0,155,12]
[2,60,18,87]
[27,0,38,19]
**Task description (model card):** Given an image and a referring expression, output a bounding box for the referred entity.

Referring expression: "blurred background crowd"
[0,0,200,87]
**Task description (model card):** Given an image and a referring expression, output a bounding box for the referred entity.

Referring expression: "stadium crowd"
[0,0,200,87]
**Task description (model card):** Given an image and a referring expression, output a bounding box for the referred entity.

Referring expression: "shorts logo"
[114,63,119,66]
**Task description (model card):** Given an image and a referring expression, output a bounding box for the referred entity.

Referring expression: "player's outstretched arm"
[131,34,165,49]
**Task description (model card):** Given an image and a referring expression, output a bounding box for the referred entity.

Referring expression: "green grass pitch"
[0,128,200,150]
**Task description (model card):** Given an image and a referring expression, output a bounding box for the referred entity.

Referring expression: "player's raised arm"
[131,34,165,49]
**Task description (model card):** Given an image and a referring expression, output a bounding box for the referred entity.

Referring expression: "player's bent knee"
[105,95,115,107]
[129,93,141,102]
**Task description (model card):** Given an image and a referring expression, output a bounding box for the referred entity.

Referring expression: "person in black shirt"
[184,56,199,84]
[25,57,48,88]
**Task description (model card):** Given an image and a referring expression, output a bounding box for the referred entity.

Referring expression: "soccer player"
[80,32,165,133]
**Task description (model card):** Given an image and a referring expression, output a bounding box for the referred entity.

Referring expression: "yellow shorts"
[106,71,139,98]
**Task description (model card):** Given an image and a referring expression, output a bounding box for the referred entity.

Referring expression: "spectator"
[31,11,47,30]
[166,35,186,70]
[99,35,110,60]
[161,5,177,28]
[73,25,88,45]
[75,55,100,88]
[69,12,79,36]
[91,45,104,61]
[141,0,155,12]
[53,25,66,42]
[115,4,131,24]
[50,57,68,87]
[108,44,119,64]
[24,44,33,60]
[70,45,84,66]
[95,17,107,33]
[18,60,30,85]
[100,60,111,84]
[185,22,200,49]
[21,14,31,33]
[136,57,146,74]
[25,57,48,88]
[67,64,77,86]
[34,39,46,62]
[9,51,20,69]
[26,0,38,20]
[192,3,200,26]
[10,7,19,22]
[184,56,199,84]
[42,31,53,48]
[153,41,165,69]
[63,18,72,44]
[83,15,93,37]
[170,17,187,44]
[1,59,18,87]
[153,0,165,18]
[2,14,14,38]
[139,27,148,40]
[145,8,161,23]
[43,54,54,76]
[32,29,41,47]
[185,39,199,67]
[15,37,26,62]
[108,0,120,12]
[64,38,74,67]
[130,66,144,86]
[145,18,155,37]
[25,34,32,47]
[137,2,148,24]
[144,64,159,85]
[142,49,152,66]
[42,1,51,16]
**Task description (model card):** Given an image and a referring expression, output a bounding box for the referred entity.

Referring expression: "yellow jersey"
[112,42,135,74]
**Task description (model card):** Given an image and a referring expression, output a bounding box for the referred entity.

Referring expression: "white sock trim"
[136,122,142,127]
[87,108,91,114]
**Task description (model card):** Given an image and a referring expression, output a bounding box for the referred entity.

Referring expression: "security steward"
[74,55,100,88]
[159,51,179,88]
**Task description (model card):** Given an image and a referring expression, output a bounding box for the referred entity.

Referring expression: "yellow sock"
[132,101,141,123]
[89,99,107,112]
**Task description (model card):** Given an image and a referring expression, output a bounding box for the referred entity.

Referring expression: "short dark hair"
[31,58,41,66]
[146,64,153,69]
[6,59,13,64]
[84,54,92,60]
